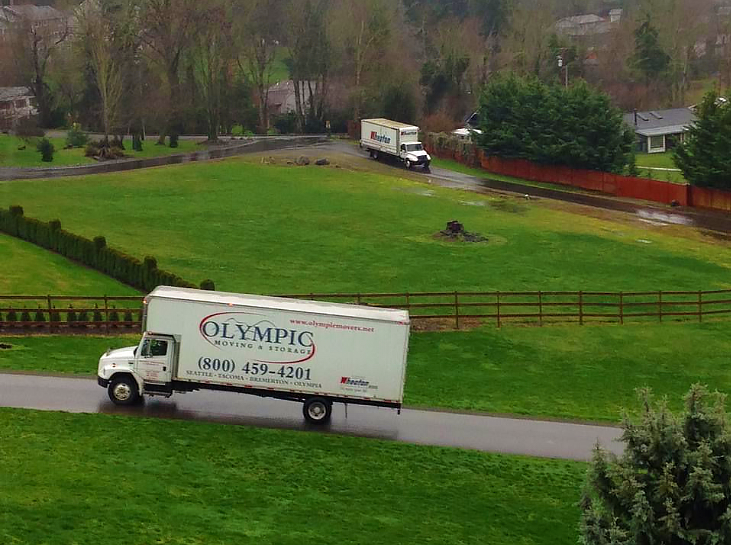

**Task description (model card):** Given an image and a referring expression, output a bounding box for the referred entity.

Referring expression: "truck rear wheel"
[108,376,140,406]
[303,397,332,425]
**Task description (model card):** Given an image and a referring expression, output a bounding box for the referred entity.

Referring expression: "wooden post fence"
[1,290,730,333]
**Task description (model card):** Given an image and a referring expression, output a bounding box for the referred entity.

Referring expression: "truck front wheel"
[303,397,332,425]
[108,376,140,406]
[405,159,412,169]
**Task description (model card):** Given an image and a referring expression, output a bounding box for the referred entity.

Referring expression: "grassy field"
[0,408,585,545]
[0,134,200,167]
[3,321,729,422]
[0,234,139,295]
[635,152,687,184]
[1,157,729,295]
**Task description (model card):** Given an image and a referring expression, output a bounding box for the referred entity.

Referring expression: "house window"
[649,135,665,151]
[0,103,10,111]
[15,99,27,108]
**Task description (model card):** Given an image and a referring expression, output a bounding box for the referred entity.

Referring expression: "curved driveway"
[0,372,623,461]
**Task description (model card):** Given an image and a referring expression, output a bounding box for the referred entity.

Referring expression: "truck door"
[135,336,174,384]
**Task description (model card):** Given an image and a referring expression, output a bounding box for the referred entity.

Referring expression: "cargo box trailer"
[97,287,410,424]
[360,118,431,169]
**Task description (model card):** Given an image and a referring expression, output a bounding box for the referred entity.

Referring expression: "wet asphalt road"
[0,372,623,461]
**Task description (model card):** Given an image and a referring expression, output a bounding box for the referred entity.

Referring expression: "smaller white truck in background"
[97,287,410,424]
[360,118,431,169]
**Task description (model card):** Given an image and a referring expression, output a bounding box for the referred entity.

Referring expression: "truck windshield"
[405,143,423,151]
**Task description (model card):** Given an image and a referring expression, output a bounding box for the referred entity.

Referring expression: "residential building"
[623,108,696,154]
[0,86,37,130]
[266,80,312,116]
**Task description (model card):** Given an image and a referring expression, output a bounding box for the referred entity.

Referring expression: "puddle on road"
[636,210,693,226]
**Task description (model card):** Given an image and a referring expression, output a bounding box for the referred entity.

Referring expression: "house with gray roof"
[623,108,696,154]
[0,86,38,130]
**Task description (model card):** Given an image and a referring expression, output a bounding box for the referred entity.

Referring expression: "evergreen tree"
[476,74,633,173]
[631,16,670,84]
[580,385,731,545]
[674,92,731,189]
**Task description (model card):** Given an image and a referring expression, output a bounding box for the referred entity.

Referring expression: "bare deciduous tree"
[330,0,395,120]
[77,0,124,141]
[191,1,232,142]
[234,0,284,133]
[139,0,199,141]
[6,7,69,126]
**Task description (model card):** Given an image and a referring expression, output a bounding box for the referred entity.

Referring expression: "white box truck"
[360,118,431,169]
[97,287,410,424]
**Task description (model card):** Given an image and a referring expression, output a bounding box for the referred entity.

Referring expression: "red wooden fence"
[427,144,731,213]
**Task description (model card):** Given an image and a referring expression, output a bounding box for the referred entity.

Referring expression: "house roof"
[623,108,696,136]
[557,14,604,26]
[0,5,66,23]
[0,87,33,102]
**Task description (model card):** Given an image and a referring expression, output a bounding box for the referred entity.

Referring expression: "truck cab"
[399,141,430,169]
[97,332,176,405]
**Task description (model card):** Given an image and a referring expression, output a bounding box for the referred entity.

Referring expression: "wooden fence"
[1,290,730,333]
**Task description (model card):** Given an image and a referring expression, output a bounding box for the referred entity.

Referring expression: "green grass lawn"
[635,152,677,169]
[3,321,729,422]
[0,134,200,167]
[0,234,139,295]
[635,152,687,184]
[0,408,585,545]
[1,158,729,295]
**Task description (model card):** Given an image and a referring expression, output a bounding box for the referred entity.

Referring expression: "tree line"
[1,0,728,140]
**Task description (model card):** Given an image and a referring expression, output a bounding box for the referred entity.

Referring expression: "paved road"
[0,372,623,461]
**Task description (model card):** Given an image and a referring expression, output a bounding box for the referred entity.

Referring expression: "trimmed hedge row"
[0,206,215,292]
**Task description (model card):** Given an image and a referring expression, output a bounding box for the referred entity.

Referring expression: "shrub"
[49,307,60,323]
[200,279,215,291]
[132,133,143,152]
[66,306,77,325]
[65,124,89,148]
[85,141,100,157]
[34,308,45,322]
[36,138,55,162]
[169,132,179,148]
[421,112,458,134]
[109,306,120,327]
[273,112,297,134]
[21,311,32,325]
[111,135,125,151]
[231,124,244,136]
[6,310,17,322]
[0,206,204,291]
[76,310,89,327]
[123,309,133,324]
[93,304,103,324]
[581,385,731,544]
